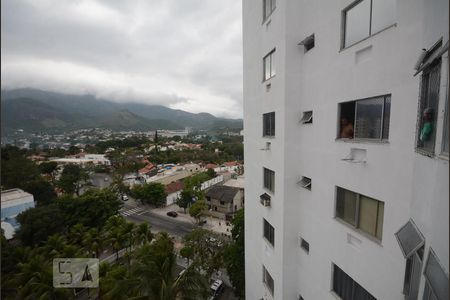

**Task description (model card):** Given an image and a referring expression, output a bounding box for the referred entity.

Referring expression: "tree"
[184,229,228,278]
[15,204,66,246]
[83,228,104,258]
[179,246,194,265]
[38,161,58,176]
[189,200,208,224]
[58,164,89,196]
[134,222,153,246]
[132,182,167,206]
[22,179,57,206]
[224,209,245,299]
[1,146,40,189]
[176,189,194,213]
[206,168,217,179]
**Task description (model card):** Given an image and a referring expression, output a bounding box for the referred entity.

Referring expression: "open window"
[300,111,313,124]
[395,219,425,258]
[297,176,311,190]
[300,237,310,254]
[338,94,391,140]
[298,34,315,53]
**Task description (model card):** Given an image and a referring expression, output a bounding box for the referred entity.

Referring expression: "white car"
[122,195,129,201]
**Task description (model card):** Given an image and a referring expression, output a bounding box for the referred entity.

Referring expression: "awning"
[298,34,315,46]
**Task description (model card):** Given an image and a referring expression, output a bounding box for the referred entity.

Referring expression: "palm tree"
[107,228,125,262]
[129,232,209,299]
[99,262,135,300]
[15,255,74,299]
[68,223,87,246]
[43,234,67,259]
[83,228,104,258]
[121,221,136,252]
[134,222,153,246]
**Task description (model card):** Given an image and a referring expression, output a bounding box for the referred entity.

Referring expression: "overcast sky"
[1,0,243,118]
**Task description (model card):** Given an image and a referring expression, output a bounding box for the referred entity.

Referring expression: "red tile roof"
[224,161,240,167]
[165,181,184,194]
[139,163,156,174]
[205,163,218,169]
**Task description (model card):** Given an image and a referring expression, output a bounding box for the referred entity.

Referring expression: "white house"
[1,189,35,239]
[243,1,448,300]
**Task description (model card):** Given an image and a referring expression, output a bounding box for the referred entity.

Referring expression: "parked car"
[121,195,129,201]
[167,211,178,217]
[104,177,109,181]
[208,279,224,300]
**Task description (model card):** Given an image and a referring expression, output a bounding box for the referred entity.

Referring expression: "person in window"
[419,108,434,145]
[340,117,354,139]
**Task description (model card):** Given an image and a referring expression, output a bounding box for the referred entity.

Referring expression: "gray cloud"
[1,0,243,118]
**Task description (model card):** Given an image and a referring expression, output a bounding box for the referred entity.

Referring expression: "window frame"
[263,167,275,193]
[341,0,396,49]
[335,186,384,241]
[423,248,449,300]
[262,265,275,296]
[263,49,276,82]
[300,237,310,254]
[337,94,391,142]
[263,112,276,137]
[262,0,276,23]
[263,218,275,247]
[300,110,313,124]
[298,176,312,190]
[440,67,449,156]
[332,263,377,300]
[415,59,442,156]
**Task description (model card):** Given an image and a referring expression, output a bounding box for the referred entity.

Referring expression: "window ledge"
[263,188,274,196]
[262,75,276,83]
[335,138,389,145]
[262,10,275,25]
[340,23,397,52]
[334,217,383,246]
[263,237,275,249]
[262,136,276,139]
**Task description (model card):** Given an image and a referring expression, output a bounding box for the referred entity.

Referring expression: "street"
[121,205,196,237]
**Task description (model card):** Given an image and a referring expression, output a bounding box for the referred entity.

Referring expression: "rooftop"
[206,185,240,203]
[1,189,33,203]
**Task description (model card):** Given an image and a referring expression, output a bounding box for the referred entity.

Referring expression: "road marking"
[120,207,145,217]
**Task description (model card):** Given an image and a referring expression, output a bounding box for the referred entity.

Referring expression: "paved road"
[122,206,196,237]
[89,173,112,189]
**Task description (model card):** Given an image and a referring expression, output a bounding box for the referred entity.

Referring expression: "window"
[300,111,313,124]
[263,49,276,81]
[336,187,384,240]
[263,0,276,22]
[299,34,315,53]
[263,167,275,193]
[342,0,395,48]
[395,219,425,258]
[262,266,274,296]
[416,59,441,154]
[263,218,275,246]
[338,94,391,140]
[423,248,449,300]
[263,112,275,137]
[298,176,312,190]
[300,238,310,254]
[403,247,423,299]
[441,73,448,155]
[220,201,225,205]
[332,264,377,300]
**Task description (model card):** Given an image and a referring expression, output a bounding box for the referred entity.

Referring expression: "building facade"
[243,0,448,299]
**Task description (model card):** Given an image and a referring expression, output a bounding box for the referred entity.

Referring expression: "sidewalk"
[151,204,232,236]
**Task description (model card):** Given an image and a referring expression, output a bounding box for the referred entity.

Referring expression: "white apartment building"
[243,1,448,300]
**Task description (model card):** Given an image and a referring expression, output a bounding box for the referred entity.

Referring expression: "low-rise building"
[206,185,244,220]
[1,189,35,239]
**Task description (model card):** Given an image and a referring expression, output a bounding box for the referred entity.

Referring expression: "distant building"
[51,153,111,166]
[138,163,157,177]
[165,181,184,206]
[1,189,35,239]
[206,185,244,220]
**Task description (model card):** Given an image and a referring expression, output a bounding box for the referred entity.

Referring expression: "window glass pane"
[418,62,441,152]
[424,249,449,300]
[270,52,275,77]
[263,266,274,295]
[264,55,271,80]
[395,220,425,258]
[339,102,356,138]
[371,0,396,33]
[382,96,391,140]
[376,201,384,240]
[336,187,357,226]
[344,0,371,47]
[355,97,384,139]
[264,168,275,192]
[442,90,448,154]
[359,195,379,237]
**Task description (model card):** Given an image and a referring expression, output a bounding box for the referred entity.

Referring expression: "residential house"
[206,185,244,220]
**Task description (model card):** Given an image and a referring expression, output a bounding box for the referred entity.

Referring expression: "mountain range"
[1,88,243,134]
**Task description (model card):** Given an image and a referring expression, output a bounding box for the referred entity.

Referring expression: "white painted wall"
[243,0,448,299]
